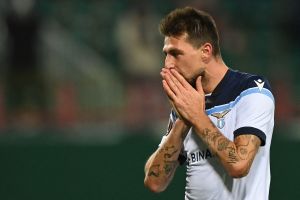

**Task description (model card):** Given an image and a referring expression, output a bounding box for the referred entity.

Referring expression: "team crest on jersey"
[211,109,231,129]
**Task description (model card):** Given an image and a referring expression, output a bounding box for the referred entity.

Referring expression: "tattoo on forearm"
[217,138,230,151]
[148,164,160,177]
[163,160,178,177]
[227,147,239,163]
[202,128,222,147]
[148,145,179,178]
[162,145,178,160]
[199,125,259,166]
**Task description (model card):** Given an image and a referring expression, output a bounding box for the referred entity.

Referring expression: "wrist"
[173,119,190,139]
[190,112,209,128]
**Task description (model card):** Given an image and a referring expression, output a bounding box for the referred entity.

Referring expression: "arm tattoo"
[245,136,261,169]
[163,161,178,177]
[148,164,160,177]
[202,128,222,147]
[199,125,259,166]
[236,135,258,160]
[148,145,179,178]
[217,138,230,151]
[227,147,239,164]
[239,147,248,155]
[162,145,178,160]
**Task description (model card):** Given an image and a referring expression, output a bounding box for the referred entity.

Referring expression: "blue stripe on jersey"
[206,87,274,115]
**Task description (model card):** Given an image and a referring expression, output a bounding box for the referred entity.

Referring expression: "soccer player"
[144,7,274,200]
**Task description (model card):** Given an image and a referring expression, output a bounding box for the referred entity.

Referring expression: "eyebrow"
[163,48,184,55]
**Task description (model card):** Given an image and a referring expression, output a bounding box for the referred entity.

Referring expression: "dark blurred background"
[0,0,299,199]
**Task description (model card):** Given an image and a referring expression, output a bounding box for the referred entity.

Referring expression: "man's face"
[162,34,204,86]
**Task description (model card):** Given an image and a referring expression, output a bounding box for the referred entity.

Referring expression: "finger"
[196,76,204,93]
[162,67,169,72]
[161,67,170,74]
[164,71,181,95]
[160,70,165,79]
[167,70,185,92]
[170,69,192,90]
[160,68,169,79]
[162,80,177,101]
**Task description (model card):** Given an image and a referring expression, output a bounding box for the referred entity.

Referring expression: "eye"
[173,53,179,58]
[172,53,180,58]
[170,50,183,58]
[168,51,178,58]
[163,49,183,58]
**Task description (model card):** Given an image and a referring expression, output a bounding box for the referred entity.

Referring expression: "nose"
[164,55,175,69]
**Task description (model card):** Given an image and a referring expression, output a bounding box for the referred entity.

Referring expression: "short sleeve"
[234,90,275,146]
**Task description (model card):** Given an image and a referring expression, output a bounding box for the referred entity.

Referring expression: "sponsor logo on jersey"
[211,109,231,129]
[254,79,265,91]
[188,149,214,164]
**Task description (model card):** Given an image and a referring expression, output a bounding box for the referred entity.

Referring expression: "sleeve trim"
[234,127,266,146]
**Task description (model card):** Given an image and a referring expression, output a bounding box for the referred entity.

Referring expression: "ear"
[200,43,213,63]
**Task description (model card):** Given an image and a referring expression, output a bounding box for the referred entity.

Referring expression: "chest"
[183,106,237,156]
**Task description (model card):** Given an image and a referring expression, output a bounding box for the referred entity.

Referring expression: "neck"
[201,57,228,94]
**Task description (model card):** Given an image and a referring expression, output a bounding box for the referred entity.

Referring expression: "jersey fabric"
[159,69,275,200]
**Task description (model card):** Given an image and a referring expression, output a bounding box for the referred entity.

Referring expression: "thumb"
[196,76,203,93]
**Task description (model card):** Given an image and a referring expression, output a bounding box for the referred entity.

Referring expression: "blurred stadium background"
[0,0,299,199]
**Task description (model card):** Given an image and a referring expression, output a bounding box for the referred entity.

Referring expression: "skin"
[144,119,189,193]
[144,33,261,193]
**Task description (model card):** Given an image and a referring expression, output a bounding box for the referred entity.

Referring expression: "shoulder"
[206,69,274,110]
[232,70,274,103]
[233,70,272,92]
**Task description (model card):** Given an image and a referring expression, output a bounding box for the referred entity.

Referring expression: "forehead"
[163,34,194,52]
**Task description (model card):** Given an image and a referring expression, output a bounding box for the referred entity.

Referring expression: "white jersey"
[160,69,275,200]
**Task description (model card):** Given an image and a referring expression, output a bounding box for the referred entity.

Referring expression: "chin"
[190,71,204,88]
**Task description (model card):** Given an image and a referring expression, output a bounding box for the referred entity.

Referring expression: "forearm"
[144,120,189,192]
[191,114,258,178]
